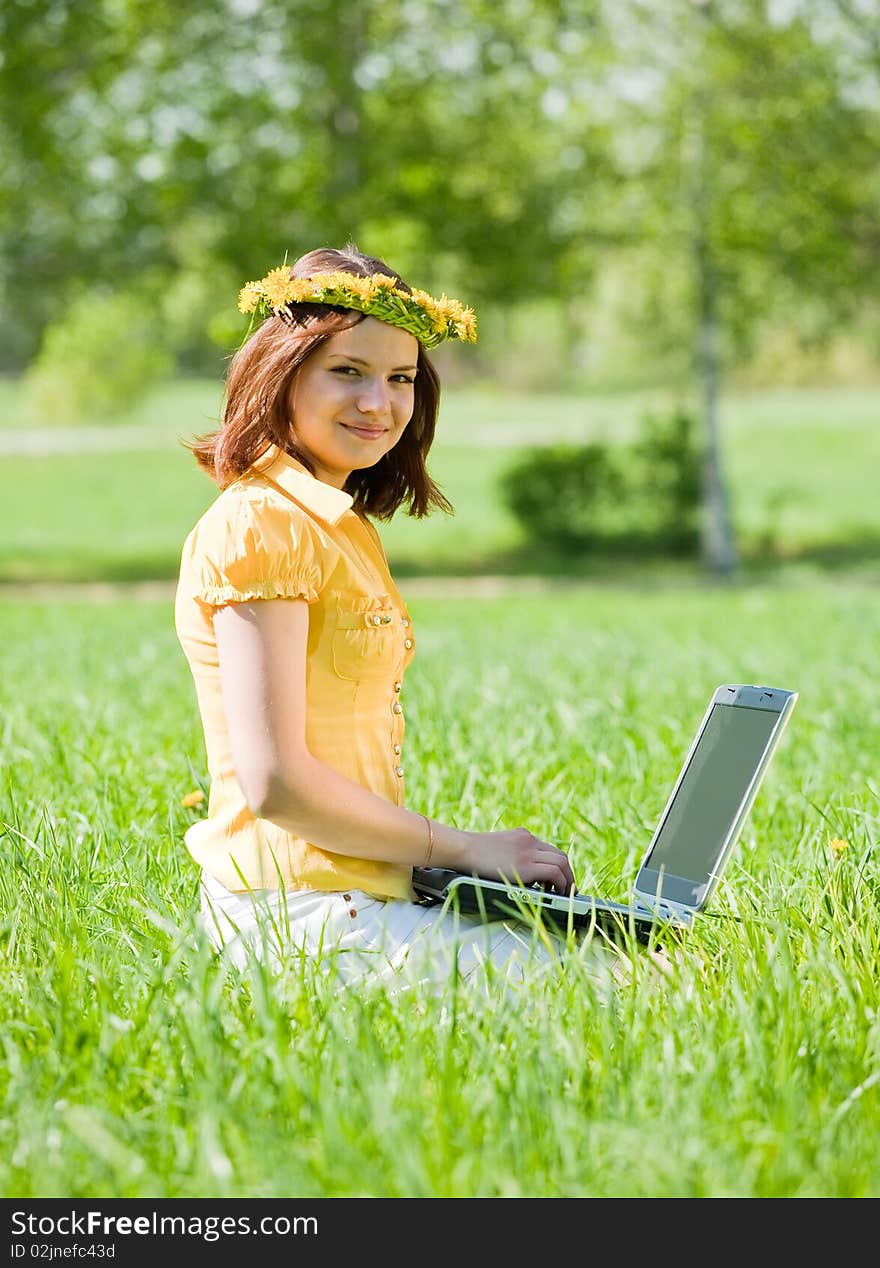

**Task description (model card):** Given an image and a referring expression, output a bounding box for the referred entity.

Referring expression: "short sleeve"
[192,490,330,609]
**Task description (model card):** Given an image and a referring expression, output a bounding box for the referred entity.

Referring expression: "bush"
[23,289,174,424]
[499,410,701,557]
[626,409,701,551]
[499,443,627,549]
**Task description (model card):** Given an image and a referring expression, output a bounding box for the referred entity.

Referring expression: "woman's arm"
[213,598,576,892]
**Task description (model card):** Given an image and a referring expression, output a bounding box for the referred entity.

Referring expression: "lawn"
[0,380,878,584]
[1,585,878,1197]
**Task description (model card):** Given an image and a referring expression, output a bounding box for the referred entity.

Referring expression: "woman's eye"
[331,366,414,385]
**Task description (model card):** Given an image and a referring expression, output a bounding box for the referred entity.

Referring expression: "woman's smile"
[339,422,390,441]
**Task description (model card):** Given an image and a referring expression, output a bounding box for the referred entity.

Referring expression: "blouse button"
[395,765,404,778]
[402,618,409,627]
[392,702,403,715]
[394,681,401,692]
[393,743,401,755]
[404,638,413,649]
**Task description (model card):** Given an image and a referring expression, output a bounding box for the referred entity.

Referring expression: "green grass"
[0,380,878,585]
[1,585,879,1197]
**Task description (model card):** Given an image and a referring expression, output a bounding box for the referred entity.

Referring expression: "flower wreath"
[237,266,477,349]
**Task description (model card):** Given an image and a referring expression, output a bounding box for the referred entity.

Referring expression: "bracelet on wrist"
[421,813,434,868]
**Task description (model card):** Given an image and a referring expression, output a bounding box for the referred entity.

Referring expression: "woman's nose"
[355,378,390,415]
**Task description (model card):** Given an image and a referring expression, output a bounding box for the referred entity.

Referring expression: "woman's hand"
[458,827,577,896]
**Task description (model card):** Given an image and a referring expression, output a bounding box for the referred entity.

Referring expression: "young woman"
[175,244,617,989]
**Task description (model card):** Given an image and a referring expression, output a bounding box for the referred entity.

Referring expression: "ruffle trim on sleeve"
[197,579,320,607]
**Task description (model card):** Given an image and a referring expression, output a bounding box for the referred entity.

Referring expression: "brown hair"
[183,243,452,520]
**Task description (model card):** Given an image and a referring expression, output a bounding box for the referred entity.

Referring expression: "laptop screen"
[638,702,781,907]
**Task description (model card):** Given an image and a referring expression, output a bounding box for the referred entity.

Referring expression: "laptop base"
[411,868,684,946]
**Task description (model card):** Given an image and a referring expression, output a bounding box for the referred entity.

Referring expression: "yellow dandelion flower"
[408,289,442,330]
[343,275,374,300]
[287,278,317,303]
[181,790,205,808]
[237,282,263,314]
[311,271,344,292]
[371,274,398,291]
[829,837,849,859]
[455,308,478,341]
[261,266,295,307]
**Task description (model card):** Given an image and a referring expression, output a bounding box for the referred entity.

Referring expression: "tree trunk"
[695,237,738,576]
[690,1,738,578]
[562,294,592,387]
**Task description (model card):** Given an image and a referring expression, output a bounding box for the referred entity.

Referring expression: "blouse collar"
[251,445,354,526]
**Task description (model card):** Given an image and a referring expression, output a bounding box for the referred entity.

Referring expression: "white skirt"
[199,869,619,992]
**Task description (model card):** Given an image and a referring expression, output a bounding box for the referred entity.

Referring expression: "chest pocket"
[331,593,400,682]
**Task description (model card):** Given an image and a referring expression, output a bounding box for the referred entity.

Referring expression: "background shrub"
[625,409,701,552]
[499,442,626,550]
[499,410,701,556]
[22,289,174,425]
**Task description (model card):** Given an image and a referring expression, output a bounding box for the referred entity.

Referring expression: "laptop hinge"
[636,899,690,924]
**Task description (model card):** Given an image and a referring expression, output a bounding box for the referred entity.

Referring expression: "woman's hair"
[184,243,452,520]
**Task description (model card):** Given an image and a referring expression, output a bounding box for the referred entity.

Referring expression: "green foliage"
[499,410,701,556]
[500,442,623,548]
[4,0,877,382]
[157,214,244,374]
[631,409,702,549]
[22,290,174,424]
[159,260,242,376]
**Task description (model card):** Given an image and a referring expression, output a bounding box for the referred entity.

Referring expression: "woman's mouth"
[339,423,388,441]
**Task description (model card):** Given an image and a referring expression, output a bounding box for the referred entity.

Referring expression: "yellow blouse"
[174,444,416,900]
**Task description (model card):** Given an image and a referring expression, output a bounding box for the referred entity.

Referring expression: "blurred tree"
[361,1,612,291]
[0,0,615,372]
[0,1,132,368]
[594,0,880,574]
[1,0,876,565]
[23,288,173,422]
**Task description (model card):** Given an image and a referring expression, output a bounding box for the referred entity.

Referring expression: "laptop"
[412,683,798,944]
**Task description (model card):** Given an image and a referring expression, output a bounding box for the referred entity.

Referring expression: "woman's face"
[288,316,420,489]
